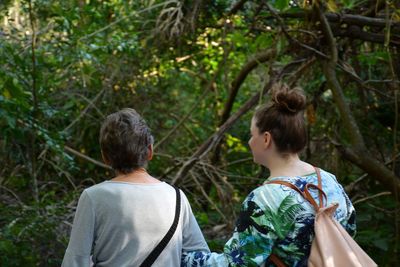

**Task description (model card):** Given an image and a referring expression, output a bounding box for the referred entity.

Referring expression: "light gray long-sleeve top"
[62,181,210,267]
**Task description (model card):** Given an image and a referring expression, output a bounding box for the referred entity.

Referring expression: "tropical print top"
[181,168,356,267]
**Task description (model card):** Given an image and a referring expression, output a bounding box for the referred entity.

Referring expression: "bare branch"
[228,0,248,16]
[273,11,400,29]
[64,146,112,170]
[219,49,277,126]
[345,153,400,192]
[353,192,392,205]
[171,60,303,184]
[190,171,228,221]
[315,1,400,196]
[315,2,365,148]
[154,71,217,150]
[63,89,105,132]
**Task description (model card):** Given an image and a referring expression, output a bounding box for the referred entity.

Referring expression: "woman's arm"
[62,190,95,267]
[181,190,211,253]
[182,192,278,267]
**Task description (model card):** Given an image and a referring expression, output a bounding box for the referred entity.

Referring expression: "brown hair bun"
[271,83,306,115]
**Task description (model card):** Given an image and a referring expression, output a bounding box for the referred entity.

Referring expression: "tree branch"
[28,0,39,202]
[275,11,400,29]
[332,25,400,46]
[228,0,248,16]
[64,146,112,170]
[171,76,277,184]
[315,1,400,196]
[316,3,365,148]
[219,49,276,126]
[171,59,303,184]
[336,145,400,195]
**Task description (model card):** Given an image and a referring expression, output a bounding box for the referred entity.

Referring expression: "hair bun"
[271,83,306,114]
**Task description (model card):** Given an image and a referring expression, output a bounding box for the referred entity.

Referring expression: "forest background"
[1,0,400,266]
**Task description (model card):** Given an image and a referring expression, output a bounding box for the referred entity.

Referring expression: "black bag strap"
[139,185,181,267]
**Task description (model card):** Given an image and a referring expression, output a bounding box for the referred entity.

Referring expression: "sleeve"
[62,190,95,267]
[343,191,357,237]
[182,192,278,267]
[181,190,210,253]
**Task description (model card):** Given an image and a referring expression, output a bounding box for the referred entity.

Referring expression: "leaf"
[275,0,290,11]
[372,239,389,251]
[327,0,338,12]
[5,116,16,129]
[3,89,11,99]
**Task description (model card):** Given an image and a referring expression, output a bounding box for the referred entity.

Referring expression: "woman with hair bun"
[182,84,356,266]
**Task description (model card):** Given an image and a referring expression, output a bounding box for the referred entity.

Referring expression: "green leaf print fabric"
[181,169,356,267]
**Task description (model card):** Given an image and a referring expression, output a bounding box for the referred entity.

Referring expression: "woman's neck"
[267,154,314,178]
[112,168,161,184]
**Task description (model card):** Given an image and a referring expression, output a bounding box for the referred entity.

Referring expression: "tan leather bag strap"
[266,167,327,211]
[266,167,328,267]
[315,167,324,208]
[266,180,306,197]
[269,253,287,267]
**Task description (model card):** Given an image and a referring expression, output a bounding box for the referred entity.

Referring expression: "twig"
[0,185,24,206]
[287,57,316,87]
[219,49,277,125]
[63,89,105,132]
[225,157,253,167]
[364,79,400,84]
[79,1,173,41]
[43,158,77,189]
[172,59,300,185]
[353,192,392,205]
[274,10,400,28]
[64,146,112,170]
[264,3,330,60]
[343,150,400,192]
[316,1,400,196]
[155,55,224,150]
[28,0,39,203]
[190,171,228,221]
[228,0,248,16]
[154,88,211,150]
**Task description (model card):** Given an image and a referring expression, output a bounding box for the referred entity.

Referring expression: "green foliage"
[273,0,290,11]
[0,0,399,265]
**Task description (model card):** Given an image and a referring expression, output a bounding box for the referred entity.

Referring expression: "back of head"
[254,83,307,154]
[100,108,154,173]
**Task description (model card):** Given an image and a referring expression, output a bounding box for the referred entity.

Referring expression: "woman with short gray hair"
[62,108,209,267]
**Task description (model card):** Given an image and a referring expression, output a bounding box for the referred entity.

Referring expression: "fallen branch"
[63,89,105,132]
[190,171,228,221]
[154,68,218,150]
[64,146,112,170]
[171,83,271,184]
[219,49,277,125]
[315,1,400,196]
[228,0,248,16]
[345,153,400,192]
[171,65,291,184]
[274,11,400,29]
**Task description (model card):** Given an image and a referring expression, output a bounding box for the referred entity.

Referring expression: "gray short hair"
[100,108,154,173]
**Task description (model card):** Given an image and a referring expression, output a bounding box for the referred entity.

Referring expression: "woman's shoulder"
[82,181,174,200]
[246,168,339,208]
[246,182,297,211]
[318,168,338,181]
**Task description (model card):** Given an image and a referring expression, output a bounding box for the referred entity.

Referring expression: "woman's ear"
[263,131,272,149]
[101,150,110,165]
[148,144,153,161]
